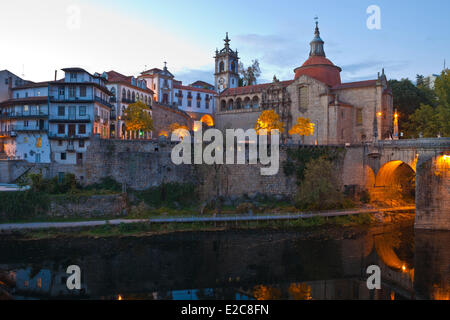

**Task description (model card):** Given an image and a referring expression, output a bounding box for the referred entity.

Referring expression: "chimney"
[54,70,57,81]
[7,76,12,98]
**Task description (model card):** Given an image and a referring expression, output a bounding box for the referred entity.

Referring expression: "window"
[58,106,65,116]
[70,73,76,80]
[58,124,65,134]
[187,99,191,107]
[69,86,76,97]
[15,93,19,98]
[37,278,42,289]
[298,86,308,111]
[36,137,41,148]
[59,87,65,96]
[80,86,86,97]
[24,137,28,143]
[79,106,86,116]
[58,140,63,146]
[24,120,29,127]
[79,140,85,148]
[178,98,182,106]
[4,78,8,85]
[78,124,86,134]
[60,153,66,160]
[219,61,224,72]
[356,109,363,126]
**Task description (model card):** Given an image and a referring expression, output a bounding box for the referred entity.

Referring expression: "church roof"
[331,79,377,90]
[219,80,293,97]
[293,21,342,87]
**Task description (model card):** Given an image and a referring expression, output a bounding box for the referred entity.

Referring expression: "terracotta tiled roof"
[331,80,378,90]
[173,84,216,95]
[106,70,153,94]
[220,80,293,97]
[294,56,342,86]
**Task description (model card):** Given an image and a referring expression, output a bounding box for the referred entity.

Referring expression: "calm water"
[0,225,448,300]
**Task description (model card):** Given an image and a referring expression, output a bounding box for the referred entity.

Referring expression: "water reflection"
[0,226,447,300]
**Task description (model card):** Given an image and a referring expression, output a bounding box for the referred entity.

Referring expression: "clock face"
[219,77,224,84]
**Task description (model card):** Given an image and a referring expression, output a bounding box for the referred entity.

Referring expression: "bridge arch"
[372,160,416,204]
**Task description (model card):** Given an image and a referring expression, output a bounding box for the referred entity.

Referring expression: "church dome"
[294,21,342,87]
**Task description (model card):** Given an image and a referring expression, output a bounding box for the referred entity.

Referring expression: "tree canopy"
[239,59,261,87]
[254,110,284,135]
[289,117,315,143]
[406,70,450,138]
[388,78,436,137]
[123,100,154,132]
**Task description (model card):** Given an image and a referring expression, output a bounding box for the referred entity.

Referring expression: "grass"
[14,211,409,241]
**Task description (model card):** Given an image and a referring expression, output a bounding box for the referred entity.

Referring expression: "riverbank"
[0,207,415,241]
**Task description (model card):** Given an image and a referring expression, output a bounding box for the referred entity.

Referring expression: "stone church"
[213,22,396,145]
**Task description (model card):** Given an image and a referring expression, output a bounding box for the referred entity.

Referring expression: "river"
[0,223,448,300]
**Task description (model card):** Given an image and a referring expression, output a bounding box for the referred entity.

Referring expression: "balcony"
[7,123,48,132]
[49,115,90,123]
[0,111,49,119]
[95,96,113,108]
[48,132,90,140]
[121,97,135,104]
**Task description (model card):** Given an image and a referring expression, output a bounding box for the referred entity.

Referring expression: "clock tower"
[214,33,240,93]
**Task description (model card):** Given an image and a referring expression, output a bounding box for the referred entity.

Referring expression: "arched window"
[227,99,234,110]
[252,96,259,109]
[132,92,135,102]
[231,61,236,72]
[221,100,226,111]
[122,88,126,99]
[110,87,116,96]
[141,93,143,101]
[145,96,148,104]
[127,90,130,100]
[219,61,224,73]
[236,98,242,109]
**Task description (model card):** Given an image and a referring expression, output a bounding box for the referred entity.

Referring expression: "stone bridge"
[362,138,450,230]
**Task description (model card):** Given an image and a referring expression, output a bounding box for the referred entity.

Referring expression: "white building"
[105,70,153,139]
[47,68,112,165]
[0,82,51,163]
[139,63,216,125]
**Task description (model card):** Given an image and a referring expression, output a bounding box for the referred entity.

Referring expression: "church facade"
[213,23,396,145]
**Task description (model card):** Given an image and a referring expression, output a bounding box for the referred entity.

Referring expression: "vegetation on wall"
[294,157,353,211]
[135,182,198,208]
[283,146,346,184]
[0,191,50,222]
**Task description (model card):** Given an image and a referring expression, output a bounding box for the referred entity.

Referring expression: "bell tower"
[214,32,240,93]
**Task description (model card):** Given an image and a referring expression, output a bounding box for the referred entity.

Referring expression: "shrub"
[295,157,352,211]
[137,182,198,208]
[0,191,50,222]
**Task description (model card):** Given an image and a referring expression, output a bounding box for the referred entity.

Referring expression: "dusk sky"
[1,0,448,85]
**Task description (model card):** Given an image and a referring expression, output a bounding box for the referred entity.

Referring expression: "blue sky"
[1,0,448,85]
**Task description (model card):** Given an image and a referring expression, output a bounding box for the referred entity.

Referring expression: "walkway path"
[0,206,415,231]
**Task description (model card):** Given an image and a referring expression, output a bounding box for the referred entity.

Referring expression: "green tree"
[295,157,347,210]
[388,78,436,137]
[124,100,154,132]
[407,70,450,137]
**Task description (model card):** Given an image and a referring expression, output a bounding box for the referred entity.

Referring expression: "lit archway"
[200,114,214,127]
[374,161,416,204]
